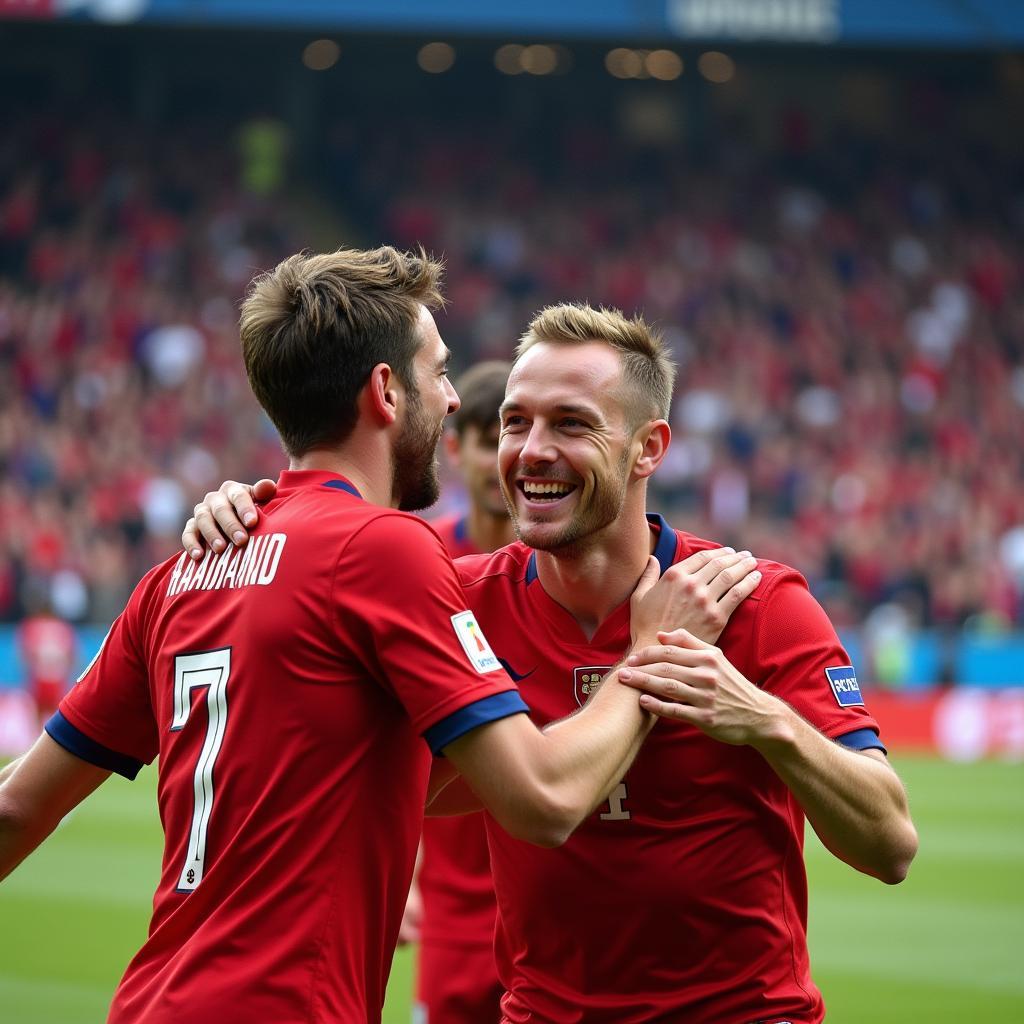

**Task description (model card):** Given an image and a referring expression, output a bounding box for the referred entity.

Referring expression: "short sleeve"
[53,587,161,775]
[331,514,525,739]
[755,572,881,742]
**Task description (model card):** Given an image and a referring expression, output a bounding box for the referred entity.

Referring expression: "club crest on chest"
[574,665,614,707]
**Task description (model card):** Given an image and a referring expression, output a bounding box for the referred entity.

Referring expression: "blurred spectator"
[1,95,1021,636]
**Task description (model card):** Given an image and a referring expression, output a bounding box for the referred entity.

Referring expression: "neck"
[290,436,395,508]
[534,503,655,641]
[466,505,516,553]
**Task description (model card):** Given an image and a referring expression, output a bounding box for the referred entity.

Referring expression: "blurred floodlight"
[302,39,340,72]
[495,44,525,75]
[605,48,644,80]
[521,44,558,76]
[698,51,735,83]
[418,42,456,74]
[646,50,684,81]
[91,0,148,22]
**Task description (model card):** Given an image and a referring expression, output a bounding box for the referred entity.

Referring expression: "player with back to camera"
[0,249,715,1024]
[191,302,919,1023]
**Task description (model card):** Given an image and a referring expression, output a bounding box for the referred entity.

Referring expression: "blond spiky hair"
[515,303,676,422]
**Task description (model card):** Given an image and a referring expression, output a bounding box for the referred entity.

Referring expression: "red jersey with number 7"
[47,471,526,1024]
[457,514,884,1024]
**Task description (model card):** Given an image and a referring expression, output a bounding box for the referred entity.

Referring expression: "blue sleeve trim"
[424,690,530,755]
[836,727,887,754]
[45,711,145,780]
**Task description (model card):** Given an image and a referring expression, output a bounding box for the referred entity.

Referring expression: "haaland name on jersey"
[166,534,287,597]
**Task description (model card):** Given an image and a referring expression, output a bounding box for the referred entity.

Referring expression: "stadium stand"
[1,48,1022,678]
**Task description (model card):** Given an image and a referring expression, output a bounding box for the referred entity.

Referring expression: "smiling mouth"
[517,480,578,503]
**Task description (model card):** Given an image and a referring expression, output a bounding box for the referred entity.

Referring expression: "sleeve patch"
[825,665,864,707]
[450,610,501,674]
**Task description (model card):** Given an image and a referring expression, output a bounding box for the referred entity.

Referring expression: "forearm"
[0,756,23,787]
[537,669,655,826]
[446,669,652,846]
[0,735,111,883]
[754,705,918,884]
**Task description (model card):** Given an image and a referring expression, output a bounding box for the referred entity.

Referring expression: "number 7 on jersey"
[172,648,231,892]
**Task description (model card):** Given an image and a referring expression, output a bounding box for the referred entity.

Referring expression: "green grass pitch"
[0,756,1021,1022]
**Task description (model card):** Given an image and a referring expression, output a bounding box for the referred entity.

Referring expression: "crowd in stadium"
[2,102,1022,632]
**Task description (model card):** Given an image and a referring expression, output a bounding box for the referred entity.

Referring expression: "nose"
[517,422,557,467]
[445,376,460,416]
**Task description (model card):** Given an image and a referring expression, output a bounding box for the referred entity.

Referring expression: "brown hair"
[451,360,511,436]
[239,246,444,457]
[515,303,676,423]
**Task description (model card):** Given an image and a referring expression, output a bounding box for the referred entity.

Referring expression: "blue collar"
[322,478,362,499]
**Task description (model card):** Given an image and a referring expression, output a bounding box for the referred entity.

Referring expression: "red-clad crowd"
[2,107,1022,630]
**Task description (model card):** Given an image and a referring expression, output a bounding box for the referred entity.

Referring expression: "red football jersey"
[48,471,525,1024]
[419,513,499,948]
[457,514,883,1024]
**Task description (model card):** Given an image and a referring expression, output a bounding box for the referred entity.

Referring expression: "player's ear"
[365,363,401,426]
[631,419,671,480]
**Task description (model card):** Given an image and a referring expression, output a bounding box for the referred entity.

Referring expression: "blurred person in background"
[187,301,917,1023]
[16,596,77,728]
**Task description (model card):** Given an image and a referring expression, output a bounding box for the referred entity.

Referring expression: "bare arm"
[0,756,24,786]
[442,664,652,847]
[621,630,918,883]
[0,734,112,883]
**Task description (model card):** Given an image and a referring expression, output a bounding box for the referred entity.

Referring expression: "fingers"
[717,566,762,610]
[675,546,735,575]
[182,519,204,561]
[250,478,278,503]
[637,693,703,722]
[704,554,759,602]
[618,666,709,708]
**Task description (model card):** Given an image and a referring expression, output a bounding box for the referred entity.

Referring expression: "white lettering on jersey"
[168,534,288,598]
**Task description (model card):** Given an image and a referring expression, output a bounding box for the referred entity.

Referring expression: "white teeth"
[522,481,573,498]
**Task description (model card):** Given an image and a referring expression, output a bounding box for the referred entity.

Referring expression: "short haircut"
[515,303,676,423]
[451,361,511,436]
[239,246,444,458]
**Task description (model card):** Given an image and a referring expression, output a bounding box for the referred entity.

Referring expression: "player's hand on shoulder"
[634,546,761,646]
[181,479,277,561]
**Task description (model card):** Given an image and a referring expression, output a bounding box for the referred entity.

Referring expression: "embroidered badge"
[574,665,613,707]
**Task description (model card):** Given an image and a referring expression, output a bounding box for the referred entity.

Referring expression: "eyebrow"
[499,400,603,421]
[437,348,452,371]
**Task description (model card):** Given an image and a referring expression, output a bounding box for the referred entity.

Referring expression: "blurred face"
[450,420,506,517]
[392,307,459,512]
[499,341,635,552]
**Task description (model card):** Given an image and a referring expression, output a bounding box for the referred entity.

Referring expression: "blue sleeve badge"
[825,666,864,707]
